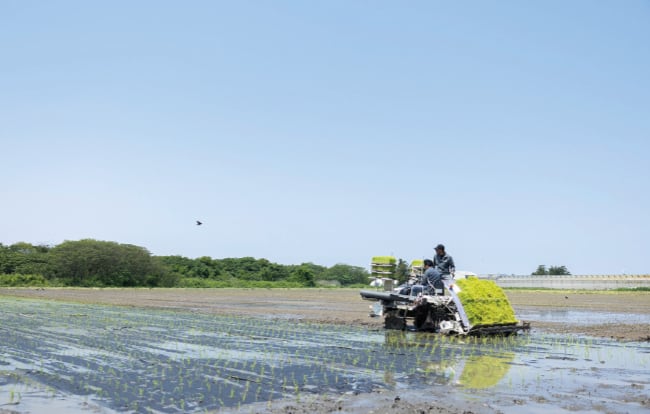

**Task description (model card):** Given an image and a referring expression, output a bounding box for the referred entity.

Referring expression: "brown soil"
[507,290,650,341]
[0,287,648,341]
[1,287,648,414]
[220,391,488,414]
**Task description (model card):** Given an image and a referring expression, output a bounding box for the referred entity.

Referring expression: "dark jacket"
[433,253,455,276]
[421,267,443,290]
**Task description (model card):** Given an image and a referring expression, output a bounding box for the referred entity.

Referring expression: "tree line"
[0,240,369,288]
[532,264,571,275]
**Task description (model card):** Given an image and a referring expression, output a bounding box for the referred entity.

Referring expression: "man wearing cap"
[433,244,455,286]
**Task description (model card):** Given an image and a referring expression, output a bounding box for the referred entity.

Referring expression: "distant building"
[454,271,477,279]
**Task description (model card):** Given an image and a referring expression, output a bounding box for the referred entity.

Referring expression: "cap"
[434,244,445,250]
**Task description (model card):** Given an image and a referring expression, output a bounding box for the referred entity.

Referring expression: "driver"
[433,244,455,284]
[421,259,443,294]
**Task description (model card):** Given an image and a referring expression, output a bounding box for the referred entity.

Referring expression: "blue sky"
[1,1,649,274]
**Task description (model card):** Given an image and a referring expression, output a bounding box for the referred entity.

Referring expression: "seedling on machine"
[361,256,530,336]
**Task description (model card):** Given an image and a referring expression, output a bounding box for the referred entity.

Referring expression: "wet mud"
[0,288,648,413]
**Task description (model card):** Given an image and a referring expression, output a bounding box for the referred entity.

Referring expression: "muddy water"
[517,309,650,325]
[0,297,648,414]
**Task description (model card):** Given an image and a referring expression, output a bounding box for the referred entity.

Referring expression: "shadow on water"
[0,297,648,413]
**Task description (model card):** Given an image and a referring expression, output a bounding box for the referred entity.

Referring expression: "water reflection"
[517,309,650,325]
[381,331,515,389]
[456,353,514,388]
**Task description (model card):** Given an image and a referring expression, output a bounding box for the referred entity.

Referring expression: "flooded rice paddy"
[517,309,650,325]
[0,296,648,413]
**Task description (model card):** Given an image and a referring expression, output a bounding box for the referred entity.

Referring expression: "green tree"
[532,264,571,275]
[47,239,164,286]
[154,255,194,279]
[289,264,315,287]
[323,264,368,286]
[294,262,327,281]
[548,265,571,275]
[0,243,27,274]
[0,242,51,275]
[258,263,290,281]
[1,239,390,289]
[220,257,263,280]
[395,258,409,283]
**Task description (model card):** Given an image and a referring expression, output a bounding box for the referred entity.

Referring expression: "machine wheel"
[384,311,406,330]
[413,305,429,331]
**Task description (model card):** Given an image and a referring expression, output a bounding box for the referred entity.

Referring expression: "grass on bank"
[0,273,369,289]
[1,273,647,292]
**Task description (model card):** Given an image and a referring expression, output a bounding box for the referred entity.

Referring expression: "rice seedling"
[1,295,647,413]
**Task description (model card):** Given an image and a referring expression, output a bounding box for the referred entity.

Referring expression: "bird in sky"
[196,220,203,226]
